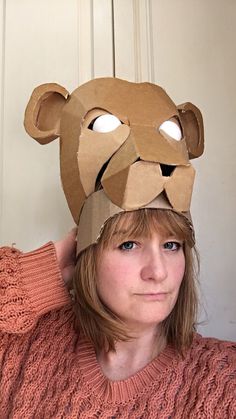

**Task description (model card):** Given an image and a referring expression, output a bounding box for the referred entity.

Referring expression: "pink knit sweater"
[0,243,235,418]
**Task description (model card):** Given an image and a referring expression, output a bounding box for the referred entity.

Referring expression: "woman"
[0,208,235,418]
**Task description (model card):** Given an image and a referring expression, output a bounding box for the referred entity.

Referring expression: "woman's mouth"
[135,293,168,301]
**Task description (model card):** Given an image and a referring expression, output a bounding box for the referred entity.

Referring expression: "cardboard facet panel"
[165,165,195,211]
[70,78,178,126]
[133,126,189,165]
[103,161,164,209]
[78,124,130,196]
[60,97,87,222]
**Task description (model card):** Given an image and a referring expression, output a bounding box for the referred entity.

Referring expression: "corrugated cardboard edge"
[77,189,194,255]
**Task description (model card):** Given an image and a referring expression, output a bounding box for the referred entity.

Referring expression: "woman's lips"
[135,293,168,301]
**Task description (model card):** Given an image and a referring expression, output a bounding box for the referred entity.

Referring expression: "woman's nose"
[140,249,168,282]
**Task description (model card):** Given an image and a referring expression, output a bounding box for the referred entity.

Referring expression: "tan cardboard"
[24,77,204,252]
[178,102,204,159]
[24,83,69,144]
[77,190,194,254]
[165,165,195,211]
[102,161,164,210]
[102,161,195,211]
[78,124,130,196]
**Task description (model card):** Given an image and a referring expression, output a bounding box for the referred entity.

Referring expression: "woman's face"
[96,231,185,334]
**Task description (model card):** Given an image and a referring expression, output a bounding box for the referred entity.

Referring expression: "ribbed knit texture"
[0,244,236,418]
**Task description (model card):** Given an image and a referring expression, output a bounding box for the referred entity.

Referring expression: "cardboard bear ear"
[177,102,204,159]
[24,83,69,145]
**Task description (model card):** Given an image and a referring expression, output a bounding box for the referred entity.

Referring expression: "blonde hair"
[73,209,199,353]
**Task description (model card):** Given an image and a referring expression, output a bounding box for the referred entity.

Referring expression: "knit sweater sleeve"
[0,242,71,334]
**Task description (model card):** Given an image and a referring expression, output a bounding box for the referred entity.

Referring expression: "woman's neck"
[97,327,166,381]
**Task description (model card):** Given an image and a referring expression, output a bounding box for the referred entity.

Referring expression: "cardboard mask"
[24,77,204,253]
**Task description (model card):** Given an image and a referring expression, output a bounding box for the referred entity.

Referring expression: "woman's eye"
[89,114,122,133]
[163,241,181,251]
[159,119,182,141]
[119,241,137,251]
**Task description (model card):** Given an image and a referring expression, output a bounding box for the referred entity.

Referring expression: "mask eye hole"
[89,114,122,133]
[159,118,182,141]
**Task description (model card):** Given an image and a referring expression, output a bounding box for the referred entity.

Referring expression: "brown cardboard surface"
[178,102,204,159]
[24,83,69,144]
[78,124,130,196]
[102,161,164,209]
[24,77,204,249]
[165,165,195,211]
[130,126,189,165]
[77,189,193,254]
[102,161,195,212]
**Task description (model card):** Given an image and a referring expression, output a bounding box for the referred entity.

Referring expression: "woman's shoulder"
[188,332,236,372]
[193,332,236,351]
[0,245,21,266]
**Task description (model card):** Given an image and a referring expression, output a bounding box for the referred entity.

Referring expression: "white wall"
[150,0,236,340]
[0,0,235,340]
[0,0,79,249]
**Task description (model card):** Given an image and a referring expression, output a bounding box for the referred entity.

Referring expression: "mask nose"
[101,125,194,211]
[160,164,175,177]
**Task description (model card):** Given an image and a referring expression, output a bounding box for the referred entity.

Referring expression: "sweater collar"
[77,335,181,404]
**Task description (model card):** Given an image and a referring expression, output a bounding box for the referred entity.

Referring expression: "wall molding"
[113,0,154,82]
[77,0,114,84]
[77,0,94,84]
[132,0,155,82]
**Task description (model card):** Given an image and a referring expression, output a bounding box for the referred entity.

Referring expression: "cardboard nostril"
[160,164,175,176]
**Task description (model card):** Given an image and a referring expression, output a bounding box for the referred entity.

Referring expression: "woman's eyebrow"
[113,229,129,236]
[161,234,183,241]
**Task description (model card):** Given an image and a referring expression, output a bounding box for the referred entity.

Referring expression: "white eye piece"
[159,120,182,141]
[92,114,122,133]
